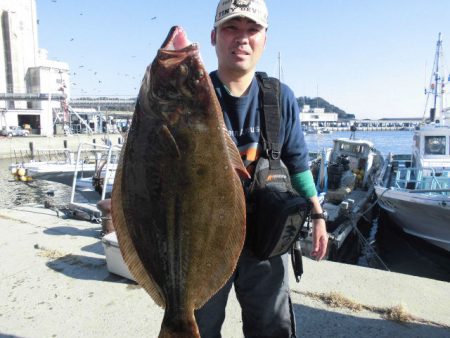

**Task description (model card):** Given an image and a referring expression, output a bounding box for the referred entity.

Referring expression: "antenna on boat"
[424,32,445,123]
[278,51,282,82]
[277,52,283,116]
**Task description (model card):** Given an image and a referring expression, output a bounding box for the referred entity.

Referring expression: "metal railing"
[394,166,450,194]
[70,142,122,203]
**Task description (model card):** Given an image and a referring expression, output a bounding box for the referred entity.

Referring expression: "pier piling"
[29,142,34,160]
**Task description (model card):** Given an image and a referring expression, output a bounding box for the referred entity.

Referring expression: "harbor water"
[1,130,449,283]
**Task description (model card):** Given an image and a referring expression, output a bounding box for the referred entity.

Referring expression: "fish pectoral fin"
[234,166,251,180]
[224,128,250,180]
[159,125,181,159]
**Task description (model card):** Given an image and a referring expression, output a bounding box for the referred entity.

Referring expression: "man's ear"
[211,29,216,46]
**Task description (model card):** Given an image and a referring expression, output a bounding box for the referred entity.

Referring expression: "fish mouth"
[144,26,208,118]
[161,26,196,51]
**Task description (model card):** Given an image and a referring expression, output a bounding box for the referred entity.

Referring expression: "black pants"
[195,248,296,338]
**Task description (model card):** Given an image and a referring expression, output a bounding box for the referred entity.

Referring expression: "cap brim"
[214,13,268,28]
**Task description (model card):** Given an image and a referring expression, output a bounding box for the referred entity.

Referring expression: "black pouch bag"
[246,157,311,260]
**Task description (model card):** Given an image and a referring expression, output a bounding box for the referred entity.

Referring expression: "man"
[195,1,329,337]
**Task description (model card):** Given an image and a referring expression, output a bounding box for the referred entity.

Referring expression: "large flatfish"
[111,26,248,337]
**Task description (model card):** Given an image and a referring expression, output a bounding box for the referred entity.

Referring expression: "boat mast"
[428,33,443,122]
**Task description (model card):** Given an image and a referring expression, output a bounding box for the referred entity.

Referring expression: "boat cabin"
[387,123,450,193]
[412,124,450,174]
[313,138,383,194]
[330,138,379,188]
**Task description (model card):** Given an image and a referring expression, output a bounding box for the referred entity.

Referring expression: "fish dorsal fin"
[223,126,250,180]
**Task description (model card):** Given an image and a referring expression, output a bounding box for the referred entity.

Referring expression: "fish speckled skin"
[112,26,248,338]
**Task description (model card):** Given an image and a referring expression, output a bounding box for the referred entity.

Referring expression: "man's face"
[212,17,267,76]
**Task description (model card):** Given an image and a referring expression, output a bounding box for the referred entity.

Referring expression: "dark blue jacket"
[210,71,310,176]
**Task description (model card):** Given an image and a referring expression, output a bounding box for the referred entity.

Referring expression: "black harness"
[243,72,310,282]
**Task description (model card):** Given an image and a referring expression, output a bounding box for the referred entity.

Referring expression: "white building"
[300,104,338,127]
[0,0,70,136]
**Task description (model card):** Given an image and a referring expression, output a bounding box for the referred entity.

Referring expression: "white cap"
[214,0,268,28]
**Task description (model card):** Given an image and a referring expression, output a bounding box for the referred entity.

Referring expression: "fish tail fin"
[158,313,200,338]
[158,326,199,338]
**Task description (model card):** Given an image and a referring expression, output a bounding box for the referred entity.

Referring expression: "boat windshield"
[338,142,366,155]
[424,136,446,155]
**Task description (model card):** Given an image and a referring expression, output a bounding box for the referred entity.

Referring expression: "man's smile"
[232,49,250,56]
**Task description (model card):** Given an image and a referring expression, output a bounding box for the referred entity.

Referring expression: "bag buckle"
[266,149,281,160]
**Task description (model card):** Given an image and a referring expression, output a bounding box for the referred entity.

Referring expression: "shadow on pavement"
[81,241,104,255]
[43,225,101,238]
[294,304,450,337]
[45,253,135,285]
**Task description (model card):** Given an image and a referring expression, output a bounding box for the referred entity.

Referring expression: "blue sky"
[36,0,450,119]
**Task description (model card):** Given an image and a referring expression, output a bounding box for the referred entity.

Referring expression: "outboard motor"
[327,155,350,190]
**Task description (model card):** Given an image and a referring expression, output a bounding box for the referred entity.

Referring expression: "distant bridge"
[69,97,136,109]
[0,93,136,109]
[354,118,424,124]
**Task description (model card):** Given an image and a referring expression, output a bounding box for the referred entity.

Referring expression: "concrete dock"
[0,204,449,338]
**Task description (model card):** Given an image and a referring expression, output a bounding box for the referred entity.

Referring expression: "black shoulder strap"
[255,71,281,169]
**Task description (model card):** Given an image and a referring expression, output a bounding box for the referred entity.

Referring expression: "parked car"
[0,126,30,137]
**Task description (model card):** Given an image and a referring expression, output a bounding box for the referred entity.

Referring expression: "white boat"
[24,161,98,186]
[320,128,332,134]
[375,33,450,253]
[304,136,384,261]
[67,142,121,221]
[304,126,321,134]
[9,148,98,185]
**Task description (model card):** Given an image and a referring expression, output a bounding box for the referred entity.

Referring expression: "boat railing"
[32,148,71,163]
[10,147,109,166]
[11,148,72,164]
[394,166,450,194]
[391,153,413,163]
[70,142,122,204]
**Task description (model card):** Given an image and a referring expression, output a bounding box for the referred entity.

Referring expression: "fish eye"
[178,64,189,77]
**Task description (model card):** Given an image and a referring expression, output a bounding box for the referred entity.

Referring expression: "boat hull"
[375,186,450,253]
[10,162,97,186]
[28,167,96,186]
